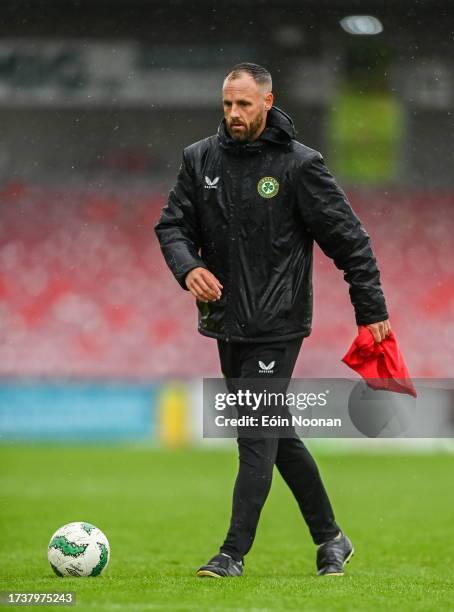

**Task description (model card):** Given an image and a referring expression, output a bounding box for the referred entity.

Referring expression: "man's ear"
[264,92,274,111]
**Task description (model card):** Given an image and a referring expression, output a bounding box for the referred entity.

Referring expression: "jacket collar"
[217,106,296,155]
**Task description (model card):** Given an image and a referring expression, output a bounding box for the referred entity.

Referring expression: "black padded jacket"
[155,106,389,343]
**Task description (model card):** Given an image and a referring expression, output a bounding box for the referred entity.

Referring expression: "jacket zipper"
[224,154,244,342]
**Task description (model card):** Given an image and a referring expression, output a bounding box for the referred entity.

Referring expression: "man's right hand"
[185,267,223,302]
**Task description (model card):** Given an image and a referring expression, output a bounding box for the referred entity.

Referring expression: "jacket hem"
[198,328,311,343]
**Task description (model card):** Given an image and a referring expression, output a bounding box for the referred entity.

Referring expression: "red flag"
[342,326,417,397]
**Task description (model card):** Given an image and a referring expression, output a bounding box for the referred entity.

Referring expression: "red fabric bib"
[342,326,417,397]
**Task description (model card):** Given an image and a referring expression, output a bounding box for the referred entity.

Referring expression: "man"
[155,63,391,577]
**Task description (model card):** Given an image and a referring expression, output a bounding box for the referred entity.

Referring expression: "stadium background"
[0,1,453,609]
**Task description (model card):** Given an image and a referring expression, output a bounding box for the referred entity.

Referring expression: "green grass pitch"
[1,445,453,611]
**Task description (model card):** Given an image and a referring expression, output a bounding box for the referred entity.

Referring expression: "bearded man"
[155,62,390,577]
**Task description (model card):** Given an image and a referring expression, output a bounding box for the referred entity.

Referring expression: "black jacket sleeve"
[295,152,389,326]
[154,150,207,289]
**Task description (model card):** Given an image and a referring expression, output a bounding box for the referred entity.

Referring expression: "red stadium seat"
[0,182,451,378]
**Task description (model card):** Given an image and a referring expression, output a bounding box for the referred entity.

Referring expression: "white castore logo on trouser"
[205,176,220,189]
[258,360,275,374]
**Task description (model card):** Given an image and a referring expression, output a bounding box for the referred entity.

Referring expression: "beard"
[227,109,265,142]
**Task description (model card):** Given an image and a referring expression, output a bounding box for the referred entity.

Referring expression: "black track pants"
[217,337,340,561]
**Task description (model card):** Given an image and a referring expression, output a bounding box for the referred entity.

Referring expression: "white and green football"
[47,522,110,577]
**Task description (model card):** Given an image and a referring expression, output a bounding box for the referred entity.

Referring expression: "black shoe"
[196,553,243,578]
[316,532,354,576]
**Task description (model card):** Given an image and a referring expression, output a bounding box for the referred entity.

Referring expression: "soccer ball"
[47,522,110,577]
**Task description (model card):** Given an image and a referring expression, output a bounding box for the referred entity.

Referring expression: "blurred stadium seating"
[0,179,451,379]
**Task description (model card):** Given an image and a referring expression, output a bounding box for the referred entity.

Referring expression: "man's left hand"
[359,319,391,343]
